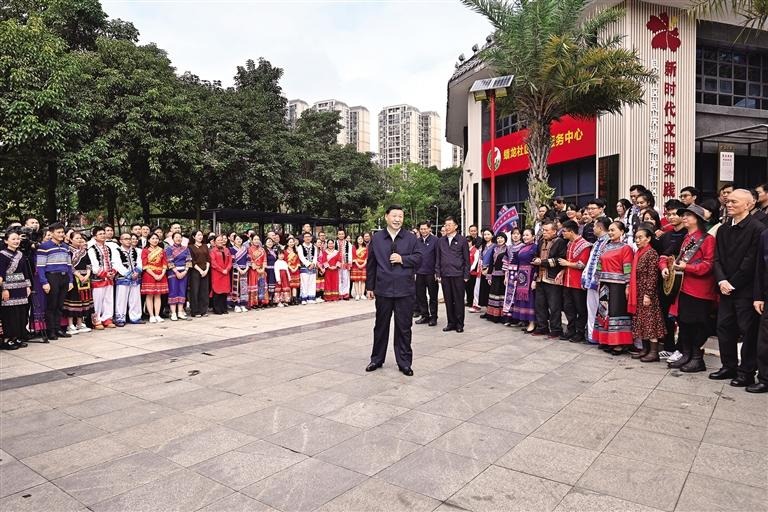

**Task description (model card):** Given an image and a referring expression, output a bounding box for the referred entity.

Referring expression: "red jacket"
[563,236,592,289]
[209,246,233,294]
[678,232,717,301]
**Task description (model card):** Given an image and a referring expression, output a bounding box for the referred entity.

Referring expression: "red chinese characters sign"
[481,116,596,179]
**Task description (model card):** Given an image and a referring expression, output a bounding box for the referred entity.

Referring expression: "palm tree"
[460,0,654,222]
[689,0,768,31]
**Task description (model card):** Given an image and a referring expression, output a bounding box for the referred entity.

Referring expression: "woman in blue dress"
[509,228,538,333]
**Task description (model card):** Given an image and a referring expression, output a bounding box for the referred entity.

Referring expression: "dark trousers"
[415,274,438,320]
[659,292,677,352]
[370,295,414,369]
[212,293,228,315]
[717,296,759,377]
[1,304,28,339]
[189,271,210,316]
[465,276,476,306]
[44,272,69,334]
[442,276,465,329]
[562,286,587,337]
[757,309,768,385]
[679,320,710,351]
[535,282,563,334]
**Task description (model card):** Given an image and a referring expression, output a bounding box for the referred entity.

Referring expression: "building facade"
[349,106,371,152]
[446,0,768,229]
[378,105,442,168]
[452,144,464,167]
[286,99,309,129]
[286,98,371,152]
[312,99,351,145]
[419,111,442,168]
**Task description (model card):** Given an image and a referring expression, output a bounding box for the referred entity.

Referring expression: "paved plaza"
[1,301,766,512]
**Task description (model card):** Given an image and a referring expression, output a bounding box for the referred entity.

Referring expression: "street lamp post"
[470,75,514,228]
[434,204,439,231]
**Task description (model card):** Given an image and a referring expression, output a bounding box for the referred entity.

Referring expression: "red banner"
[481,116,597,179]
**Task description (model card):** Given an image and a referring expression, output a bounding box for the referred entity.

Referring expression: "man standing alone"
[436,217,470,333]
[366,206,423,376]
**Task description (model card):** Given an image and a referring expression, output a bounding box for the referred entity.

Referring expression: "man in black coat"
[435,217,470,333]
[749,228,768,393]
[711,189,766,387]
[532,220,567,337]
[365,205,423,376]
[415,221,439,327]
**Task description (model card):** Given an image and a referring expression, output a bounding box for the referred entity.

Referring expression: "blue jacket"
[435,233,470,280]
[416,233,438,275]
[366,229,423,297]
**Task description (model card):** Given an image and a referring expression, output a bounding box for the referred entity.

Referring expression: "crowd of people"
[0,220,371,349]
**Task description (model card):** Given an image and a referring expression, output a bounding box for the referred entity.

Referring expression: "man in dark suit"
[436,216,470,333]
[415,221,439,327]
[365,205,423,376]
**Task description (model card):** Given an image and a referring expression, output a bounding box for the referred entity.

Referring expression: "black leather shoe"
[398,366,414,376]
[442,326,455,332]
[428,319,437,327]
[48,332,59,341]
[57,331,72,338]
[746,382,768,393]
[709,368,737,380]
[414,318,429,325]
[730,375,755,387]
[456,327,464,333]
[365,363,382,372]
[559,333,572,341]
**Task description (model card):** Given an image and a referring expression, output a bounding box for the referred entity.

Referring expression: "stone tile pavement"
[1,300,766,511]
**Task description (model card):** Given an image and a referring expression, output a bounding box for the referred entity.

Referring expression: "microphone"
[390,241,397,268]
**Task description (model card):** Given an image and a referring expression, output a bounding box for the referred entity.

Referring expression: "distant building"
[286,98,370,152]
[349,106,371,152]
[286,99,309,129]
[452,144,464,167]
[312,99,351,145]
[378,105,442,168]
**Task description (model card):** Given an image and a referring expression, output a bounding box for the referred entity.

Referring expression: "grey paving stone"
[324,399,408,429]
[154,388,238,411]
[20,435,137,479]
[192,440,306,490]
[561,396,639,422]
[83,401,178,432]
[576,453,687,511]
[52,452,180,505]
[531,409,624,451]
[469,399,555,435]
[0,449,15,466]
[89,468,231,512]
[2,421,106,459]
[126,379,203,401]
[35,383,119,408]
[655,372,725,397]
[675,472,768,511]
[224,406,315,438]
[604,427,700,472]
[199,492,278,512]
[282,390,359,416]
[428,422,523,463]
[642,389,717,418]
[59,393,145,419]
[448,464,571,511]
[368,384,444,409]
[468,367,546,392]
[434,361,500,380]
[624,406,708,441]
[241,458,367,512]
[504,382,583,413]
[554,488,665,512]
[377,447,488,500]
[416,388,507,420]
[0,482,86,512]
[496,436,600,485]
[109,412,212,449]
[0,461,46,498]
[371,410,462,445]
[580,380,653,405]
[599,366,667,389]
[317,478,440,512]
[0,397,52,419]
[151,425,256,467]
[104,372,177,392]
[691,442,768,489]
[0,409,77,439]
[289,369,361,389]
[711,388,768,427]
[315,430,420,476]
[326,376,398,399]
[409,371,478,392]
[703,418,768,454]
[186,396,273,422]
[267,416,360,455]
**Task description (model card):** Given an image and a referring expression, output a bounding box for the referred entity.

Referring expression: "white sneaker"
[234,305,241,313]
[315,298,324,303]
[156,316,165,323]
[170,313,178,321]
[178,311,187,320]
[301,301,307,305]
[667,350,683,363]
[277,302,285,307]
[77,324,91,333]
[658,350,671,359]
[67,325,80,335]
[149,316,157,324]
[309,299,316,304]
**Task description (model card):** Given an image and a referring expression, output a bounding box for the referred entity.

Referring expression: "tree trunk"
[106,191,116,228]
[525,118,553,227]
[46,160,58,223]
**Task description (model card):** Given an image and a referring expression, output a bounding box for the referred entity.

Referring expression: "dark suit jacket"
[366,229,423,298]
[714,214,765,299]
[416,233,438,275]
[435,234,470,280]
[537,237,568,281]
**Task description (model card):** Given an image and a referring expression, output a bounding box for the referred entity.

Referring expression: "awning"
[696,124,768,155]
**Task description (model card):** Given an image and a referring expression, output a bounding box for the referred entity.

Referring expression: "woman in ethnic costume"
[476,228,494,316]
[485,233,508,322]
[594,221,634,354]
[141,233,169,323]
[209,234,233,315]
[28,230,51,340]
[627,227,666,362]
[0,231,32,350]
[323,240,341,302]
[315,239,326,301]
[501,228,523,326]
[265,238,278,305]
[188,230,211,318]
[350,235,368,300]
[63,232,94,334]
[467,238,480,311]
[663,205,716,373]
[247,238,269,309]
[285,238,301,305]
[510,229,538,333]
[165,232,192,320]
[229,234,249,313]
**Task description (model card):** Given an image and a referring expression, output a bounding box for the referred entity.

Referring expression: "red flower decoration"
[647,13,681,52]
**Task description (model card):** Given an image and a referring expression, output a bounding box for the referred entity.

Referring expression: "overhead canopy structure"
[149,208,363,233]
[696,124,768,155]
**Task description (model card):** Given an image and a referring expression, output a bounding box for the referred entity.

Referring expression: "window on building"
[696,45,768,110]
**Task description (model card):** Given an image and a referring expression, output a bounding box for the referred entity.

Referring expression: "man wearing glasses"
[679,187,699,206]
[582,199,606,243]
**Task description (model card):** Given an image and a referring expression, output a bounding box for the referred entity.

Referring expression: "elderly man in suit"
[365,205,423,376]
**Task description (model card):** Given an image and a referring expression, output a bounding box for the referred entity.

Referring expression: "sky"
[101,0,492,168]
